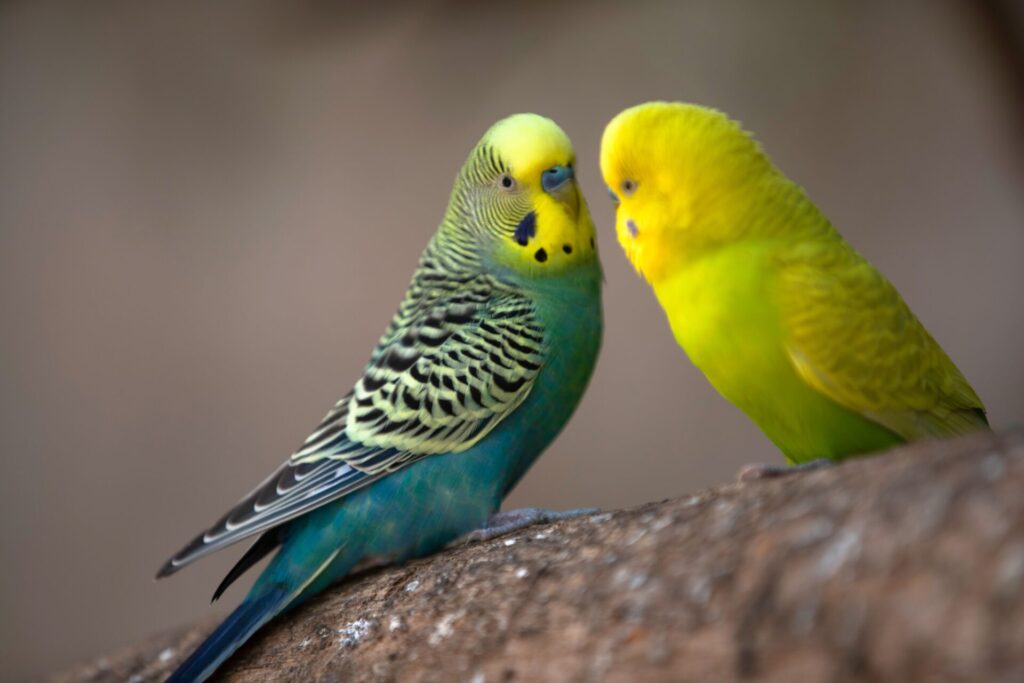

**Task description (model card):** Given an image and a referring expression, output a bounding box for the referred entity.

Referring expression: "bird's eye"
[621,179,637,196]
[607,187,620,206]
[498,174,516,191]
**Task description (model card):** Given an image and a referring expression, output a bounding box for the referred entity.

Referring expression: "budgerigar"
[159,113,603,682]
[600,102,986,468]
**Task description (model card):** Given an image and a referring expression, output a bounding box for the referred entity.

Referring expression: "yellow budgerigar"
[600,102,987,468]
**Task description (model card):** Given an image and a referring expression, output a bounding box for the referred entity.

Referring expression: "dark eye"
[498,174,516,190]
[621,179,637,196]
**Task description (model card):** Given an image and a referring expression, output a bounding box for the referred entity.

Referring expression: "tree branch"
[50,429,1024,682]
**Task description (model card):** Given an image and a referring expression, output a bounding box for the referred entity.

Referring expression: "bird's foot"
[737,458,833,483]
[460,507,600,544]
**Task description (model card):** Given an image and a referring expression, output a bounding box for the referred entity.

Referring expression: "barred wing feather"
[158,280,545,577]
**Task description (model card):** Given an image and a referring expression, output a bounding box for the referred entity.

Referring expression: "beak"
[541,164,574,193]
[540,165,579,215]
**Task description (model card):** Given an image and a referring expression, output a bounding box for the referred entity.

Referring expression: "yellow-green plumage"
[601,102,986,463]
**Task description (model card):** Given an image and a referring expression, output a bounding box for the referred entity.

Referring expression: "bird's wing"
[776,239,987,441]
[158,281,545,577]
[297,286,546,470]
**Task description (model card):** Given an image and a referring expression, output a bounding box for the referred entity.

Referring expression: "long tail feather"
[211,530,282,603]
[165,587,289,683]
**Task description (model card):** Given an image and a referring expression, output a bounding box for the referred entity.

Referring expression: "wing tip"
[155,558,180,580]
[156,533,207,579]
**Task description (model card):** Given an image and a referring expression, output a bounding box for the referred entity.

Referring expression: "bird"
[599,101,986,470]
[158,113,603,682]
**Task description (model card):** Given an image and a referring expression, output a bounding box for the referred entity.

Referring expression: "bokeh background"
[2,1,1023,679]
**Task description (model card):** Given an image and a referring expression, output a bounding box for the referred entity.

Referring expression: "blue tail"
[166,587,290,683]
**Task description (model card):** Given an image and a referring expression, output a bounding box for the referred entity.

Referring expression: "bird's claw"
[460,506,600,544]
[737,458,833,483]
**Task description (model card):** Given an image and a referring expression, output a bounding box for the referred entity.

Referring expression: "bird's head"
[443,113,599,278]
[600,102,777,284]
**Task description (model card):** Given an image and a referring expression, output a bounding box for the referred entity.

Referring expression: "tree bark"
[49,429,1024,682]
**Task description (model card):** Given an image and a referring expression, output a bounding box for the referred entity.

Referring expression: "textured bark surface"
[50,429,1024,683]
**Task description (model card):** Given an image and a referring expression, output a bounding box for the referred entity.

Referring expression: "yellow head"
[442,114,599,277]
[600,102,797,284]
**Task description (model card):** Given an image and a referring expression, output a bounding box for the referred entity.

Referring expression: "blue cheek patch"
[514,211,537,246]
[627,219,639,237]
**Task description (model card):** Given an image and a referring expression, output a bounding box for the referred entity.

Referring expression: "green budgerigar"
[159,113,603,682]
[600,102,987,469]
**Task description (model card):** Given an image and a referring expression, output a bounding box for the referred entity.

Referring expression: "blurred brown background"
[1,1,1022,680]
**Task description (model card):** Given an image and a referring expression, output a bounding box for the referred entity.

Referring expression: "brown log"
[49,429,1024,682]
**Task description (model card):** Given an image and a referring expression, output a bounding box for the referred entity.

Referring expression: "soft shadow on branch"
[51,429,1024,682]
